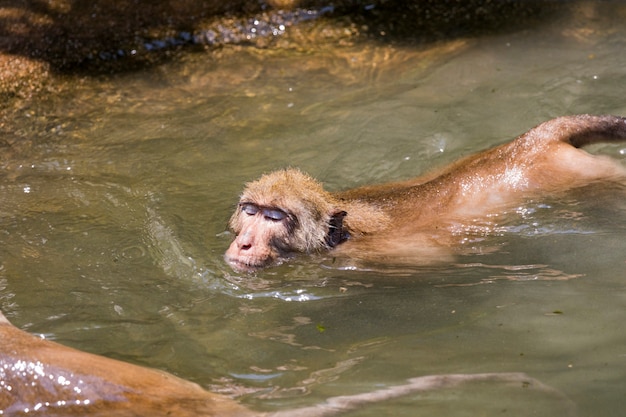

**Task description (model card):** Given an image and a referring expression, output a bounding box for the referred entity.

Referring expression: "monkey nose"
[235,233,254,251]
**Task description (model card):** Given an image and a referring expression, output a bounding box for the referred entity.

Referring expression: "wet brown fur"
[0,311,255,417]
[3,310,573,416]
[226,115,626,270]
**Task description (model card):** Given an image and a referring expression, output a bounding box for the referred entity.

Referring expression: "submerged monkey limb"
[270,372,578,417]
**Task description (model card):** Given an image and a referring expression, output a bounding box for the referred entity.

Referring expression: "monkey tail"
[536,114,626,148]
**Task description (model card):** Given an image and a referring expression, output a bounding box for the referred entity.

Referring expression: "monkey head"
[225,169,348,271]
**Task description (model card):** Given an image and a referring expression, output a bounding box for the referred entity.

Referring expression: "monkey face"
[225,202,298,271]
[225,169,345,271]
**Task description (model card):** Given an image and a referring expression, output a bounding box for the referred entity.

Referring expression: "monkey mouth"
[224,251,295,272]
[224,255,274,272]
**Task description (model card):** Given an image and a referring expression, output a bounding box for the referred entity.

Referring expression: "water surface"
[1,3,626,416]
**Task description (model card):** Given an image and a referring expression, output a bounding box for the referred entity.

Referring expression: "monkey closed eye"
[240,203,259,216]
[241,203,288,222]
[263,208,288,221]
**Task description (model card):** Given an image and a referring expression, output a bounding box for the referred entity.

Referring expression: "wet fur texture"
[2,310,572,416]
[226,114,626,270]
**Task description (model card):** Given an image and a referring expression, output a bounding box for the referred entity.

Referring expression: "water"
[2,3,626,416]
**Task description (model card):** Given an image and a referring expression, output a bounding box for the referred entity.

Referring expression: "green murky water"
[2,3,626,416]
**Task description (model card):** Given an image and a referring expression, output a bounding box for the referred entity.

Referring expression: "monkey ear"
[325,210,349,248]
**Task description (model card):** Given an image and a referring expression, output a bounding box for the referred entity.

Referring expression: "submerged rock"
[0,0,553,104]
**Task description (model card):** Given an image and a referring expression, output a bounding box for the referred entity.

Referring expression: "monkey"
[0,311,253,417]
[225,114,626,271]
[0,310,575,416]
